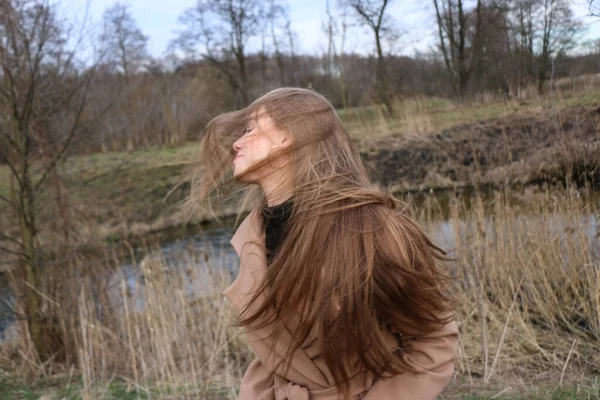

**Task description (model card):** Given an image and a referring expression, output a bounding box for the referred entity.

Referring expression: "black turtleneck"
[261,198,293,265]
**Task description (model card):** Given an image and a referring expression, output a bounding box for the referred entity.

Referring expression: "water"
[0,225,239,339]
[110,205,599,314]
[1,189,598,339]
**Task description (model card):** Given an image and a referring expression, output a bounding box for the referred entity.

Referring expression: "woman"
[190,88,459,399]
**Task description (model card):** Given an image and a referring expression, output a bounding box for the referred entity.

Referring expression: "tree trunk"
[375,30,393,116]
[20,184,44,360]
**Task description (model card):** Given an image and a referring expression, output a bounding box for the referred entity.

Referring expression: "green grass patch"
[0,373,241,399]
[1,375,598,400]
[0,377,40,400]
[447,381,600,400]
[0,375,149,400]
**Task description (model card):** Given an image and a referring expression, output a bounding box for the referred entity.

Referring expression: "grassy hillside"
[1,85,599,246]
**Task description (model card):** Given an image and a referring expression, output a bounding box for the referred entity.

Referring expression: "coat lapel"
[224,207,267,314]
[224,207,332,390]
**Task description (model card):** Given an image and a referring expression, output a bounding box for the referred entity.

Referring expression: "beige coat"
[224,208,459,400]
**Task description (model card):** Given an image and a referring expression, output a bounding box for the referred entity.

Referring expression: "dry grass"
[1,184,599,398]
[439,186,600,388]
[2,237,254,399]
[341,79,600,147]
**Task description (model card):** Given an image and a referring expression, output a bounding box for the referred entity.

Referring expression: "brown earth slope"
[360,106,600,191]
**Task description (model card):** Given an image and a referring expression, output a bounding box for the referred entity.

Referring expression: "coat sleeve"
[238,358,275,400]
[362,319,460,400]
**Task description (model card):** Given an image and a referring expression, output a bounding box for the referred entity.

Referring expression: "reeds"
[2,185,599,397]
[431,186,600,390]
[73,241,254,398]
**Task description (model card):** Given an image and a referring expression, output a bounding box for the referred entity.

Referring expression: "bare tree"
[172,0,263,107]
[505,0,581,95]
[259,20,268,93]
[325,0,336,78]
[324,0,351,107]
[99,1,149,151]
[100,1,148,81]
[433,0,485,100]
[536,0,581,93]
[0,0,97,362]
[267,0,291,86]
[346,0,396,114]
[503,0,537,96]
[285,19,298,86]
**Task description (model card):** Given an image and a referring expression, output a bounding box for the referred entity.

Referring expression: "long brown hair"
[184,88,455,395]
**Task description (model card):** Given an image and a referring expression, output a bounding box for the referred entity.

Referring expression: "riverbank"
[2,88,599,255]
[1,87,599,250]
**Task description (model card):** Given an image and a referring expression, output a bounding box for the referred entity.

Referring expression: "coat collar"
[224,207,268,313]
[230,207,264,257]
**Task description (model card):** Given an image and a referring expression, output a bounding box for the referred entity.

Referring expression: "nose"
[232,137,242,152]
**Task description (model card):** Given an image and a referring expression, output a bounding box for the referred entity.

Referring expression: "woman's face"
[232,108,290,182]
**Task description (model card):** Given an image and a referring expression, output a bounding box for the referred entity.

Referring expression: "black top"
[261,198,294,265]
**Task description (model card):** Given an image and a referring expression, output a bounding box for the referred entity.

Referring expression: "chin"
[234,169,251,183]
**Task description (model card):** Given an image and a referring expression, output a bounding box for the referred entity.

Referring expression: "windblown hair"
[185,88,455,396]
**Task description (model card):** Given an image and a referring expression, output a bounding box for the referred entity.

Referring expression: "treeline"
[2,1,599,155]
[88,0,599,152]
[89,50,600,153]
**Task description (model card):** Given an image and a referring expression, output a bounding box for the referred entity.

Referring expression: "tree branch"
[590,0,599,16]
[0,193,16,209]
[0,148,24,190]
[0,245,27,258]
[0,43,24,126]
[0,233,22,247]
[34,69,96,194]
[376,0,389,31]
[351,3,377,31]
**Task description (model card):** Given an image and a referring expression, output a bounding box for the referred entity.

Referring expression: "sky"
[71,0,600,58]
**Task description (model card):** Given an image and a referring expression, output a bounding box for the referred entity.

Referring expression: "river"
[0,187,598,339]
